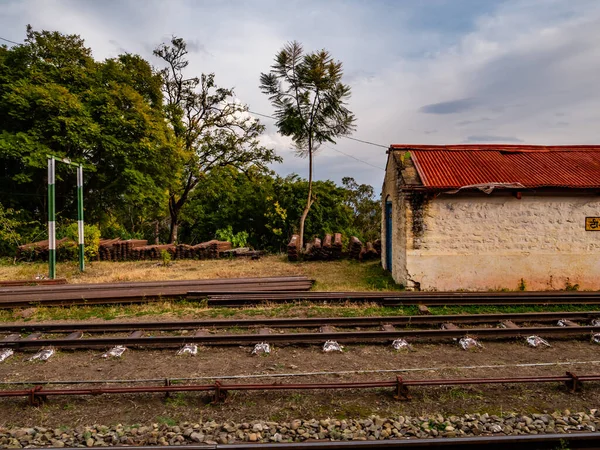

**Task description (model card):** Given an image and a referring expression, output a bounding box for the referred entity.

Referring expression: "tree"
[0,26,179,237]
[154,37,281,243]
[342,177,381,242]
[260,41,356,246]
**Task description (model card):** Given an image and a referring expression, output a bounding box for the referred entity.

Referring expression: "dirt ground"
[1,341,599,427]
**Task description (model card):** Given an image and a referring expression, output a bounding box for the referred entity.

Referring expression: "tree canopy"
[0,28,380,257]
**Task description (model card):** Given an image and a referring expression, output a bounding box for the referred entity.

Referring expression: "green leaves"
[0,26,178,241]
[260,40,356,156]
[154,36,280,242]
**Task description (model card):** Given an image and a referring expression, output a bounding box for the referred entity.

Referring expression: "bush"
[59,222,101,261]
[216,225,249,248]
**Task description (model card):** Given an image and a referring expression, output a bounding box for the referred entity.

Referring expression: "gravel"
[1,410,598,447]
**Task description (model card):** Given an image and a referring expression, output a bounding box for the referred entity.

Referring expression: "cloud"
[2,0,600,190]
[457,117,491,126]
[463,135,523,143]
[419,98,477,114]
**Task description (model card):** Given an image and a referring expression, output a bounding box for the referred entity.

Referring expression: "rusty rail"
[197,290,600,307]
[2,372,599,406]
[28,433,600,449]
[1,310,599,333]
[2,325,600,350]
[0,278,67,287]
[0,276,314,308]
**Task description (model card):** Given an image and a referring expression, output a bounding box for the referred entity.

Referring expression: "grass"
[0,256,400,291]
[1,256,599,322]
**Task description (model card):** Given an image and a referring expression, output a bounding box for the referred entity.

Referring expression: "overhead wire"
[0,36,21,45]
[0,34,388,169]
[248,109,386,170]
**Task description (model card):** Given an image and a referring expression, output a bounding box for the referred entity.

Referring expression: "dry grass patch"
[0,256,400,292]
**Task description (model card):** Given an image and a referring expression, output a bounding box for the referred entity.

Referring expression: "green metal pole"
[48,157,56,279]
[77,164,85,272]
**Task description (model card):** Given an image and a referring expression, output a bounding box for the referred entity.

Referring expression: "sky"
[2,0,600,191]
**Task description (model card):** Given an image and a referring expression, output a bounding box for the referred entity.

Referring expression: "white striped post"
[47,157,56,279]
[77,164,85,272]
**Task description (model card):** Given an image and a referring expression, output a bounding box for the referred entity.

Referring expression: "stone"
[249,433,258,442]
[85,438,94,447]
[190,432,204,443]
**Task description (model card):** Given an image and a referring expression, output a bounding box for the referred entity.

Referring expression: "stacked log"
[360,242,379,261]
[98,238,121,261]
[304,237,322,261]
[287,235,300,261]
[17,238,70,261]
[373,239,382,255]
[332,233,343,260]
[191,240,232,259]
[349,236,363,260]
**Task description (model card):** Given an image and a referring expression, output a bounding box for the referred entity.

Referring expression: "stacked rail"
[0,276,314,308]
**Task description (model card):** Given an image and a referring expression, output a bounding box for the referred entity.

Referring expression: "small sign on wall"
[586,217,600,231]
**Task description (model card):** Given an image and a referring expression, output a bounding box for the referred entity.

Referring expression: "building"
[381,145,600,291]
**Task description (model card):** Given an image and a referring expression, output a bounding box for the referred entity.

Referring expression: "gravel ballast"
[1,410,598,447]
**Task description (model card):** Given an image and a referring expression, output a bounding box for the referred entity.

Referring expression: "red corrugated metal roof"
[389,144,600,189]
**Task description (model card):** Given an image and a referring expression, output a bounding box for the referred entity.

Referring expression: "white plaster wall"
[406,192,600,291]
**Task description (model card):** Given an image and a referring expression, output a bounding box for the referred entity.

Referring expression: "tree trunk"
[154,220,160,245]
[169,219,178,244]
[299,149,314,247]
[168,195,180,244]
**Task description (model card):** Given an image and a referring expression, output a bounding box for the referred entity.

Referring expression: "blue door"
[385,199,392,271]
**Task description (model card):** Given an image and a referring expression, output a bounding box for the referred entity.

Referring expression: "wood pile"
[130,244,175,261]
[287,235,300,261]
[348,236,363,260]
[360,241,379,261]
[99,239,148,261]
[286,232,379,262]
[373,239,382,255]
[191,240,232,259]
[17,238,71,261]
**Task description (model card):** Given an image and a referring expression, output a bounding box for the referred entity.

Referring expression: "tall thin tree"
[260,41,356,247]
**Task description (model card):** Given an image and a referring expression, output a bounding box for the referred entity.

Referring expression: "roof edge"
[389,144,600,152]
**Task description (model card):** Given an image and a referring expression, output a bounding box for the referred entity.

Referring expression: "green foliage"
[154,37,281,243]
[215,225,249,248]
[0,26,178,239]
[564,280,579,291]
[56,222,101,261]
[260,41,356,246]
[518,278,526,291]
[160,249,172,266]
[179,167,379,251]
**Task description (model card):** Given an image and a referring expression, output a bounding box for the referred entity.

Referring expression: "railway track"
[1,311,599,350]
[200,290,600,307]
[2,372,600,406]
[31,434,600,450]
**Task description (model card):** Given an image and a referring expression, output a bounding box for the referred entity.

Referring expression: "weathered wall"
[405,191,600,291]
[380,153,407,283]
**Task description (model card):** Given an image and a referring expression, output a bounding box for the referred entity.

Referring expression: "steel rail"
[0,276,312,294]
[2,325,600,350]
[201,292,600,307]
[31,433,600,450]
[1,310,599,333]
[1,373,598,402]
[36,433,600,450]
